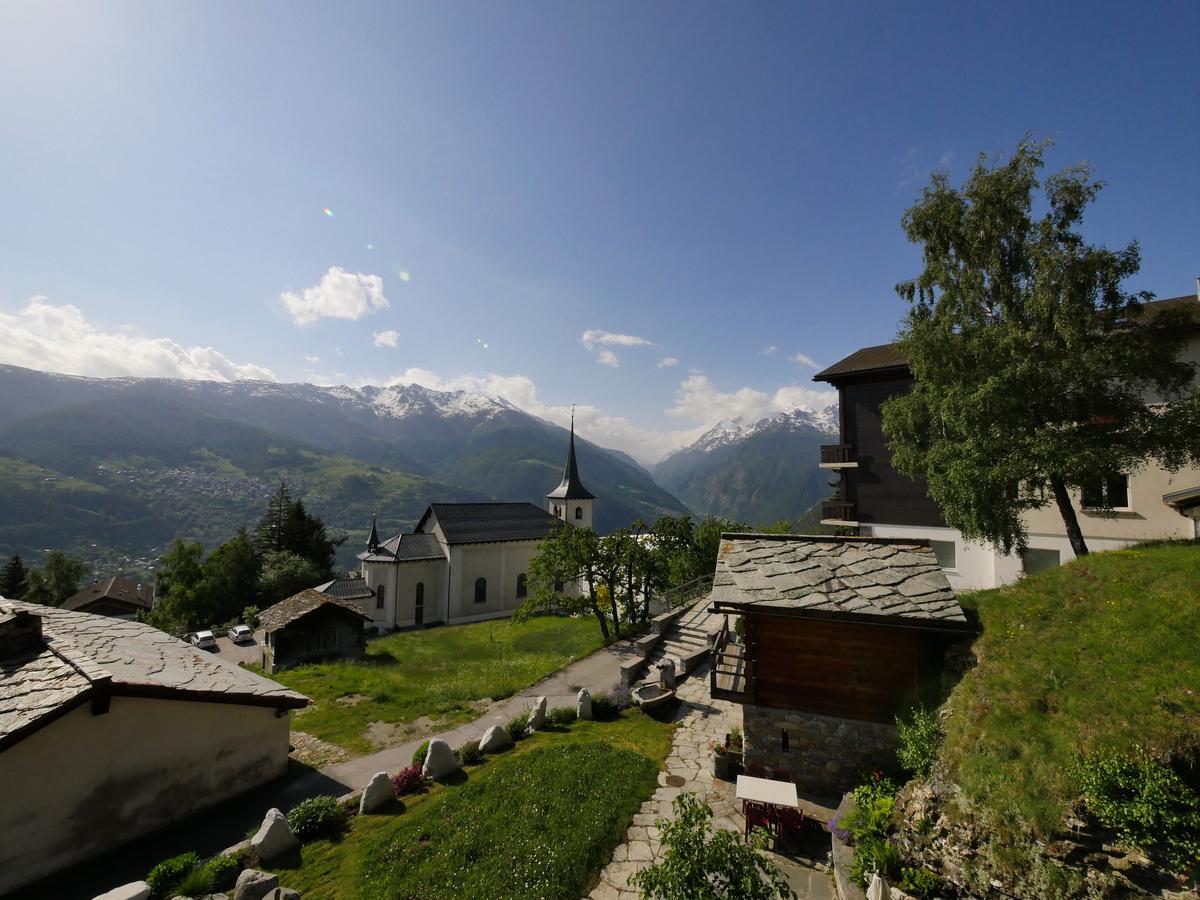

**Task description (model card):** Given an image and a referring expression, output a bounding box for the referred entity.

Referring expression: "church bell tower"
[546,410,595,529]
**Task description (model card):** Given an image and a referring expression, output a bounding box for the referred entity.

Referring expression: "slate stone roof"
[813,294,1197,384]
[62,576,154,613]
[0,599,307,749]
[259,589,372,634]
[416,503,559,545]
[357,531,447,563]
[711,535,966,626]
[316,575,376,601]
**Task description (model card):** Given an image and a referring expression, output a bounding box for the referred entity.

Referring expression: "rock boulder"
[421,738,460,780]
[528,695,547,731]
[359,771,393,814]
[250,808,299,862]
[576,688,593,721]
[92,882,151,900]
[234,868,280,900]
[478,724,513,753]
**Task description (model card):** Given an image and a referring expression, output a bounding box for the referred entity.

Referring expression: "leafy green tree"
[518,521,611,641]
[0,554,29,599]
[629,792,795,900]
[146,539,209,633]
[259,550,327,606]
[23,551,87,606]
[883,136,1200,556]
[199,527,261,618]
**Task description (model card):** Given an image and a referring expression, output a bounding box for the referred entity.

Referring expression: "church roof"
[417,503,558,545]
[546,417,595,500]
[357,531,446,563]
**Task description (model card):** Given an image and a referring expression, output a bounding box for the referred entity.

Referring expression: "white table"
[736,775,798,808]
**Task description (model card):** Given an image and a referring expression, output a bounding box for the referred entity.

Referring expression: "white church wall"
[390,560,445,628]
[446,540,541,624]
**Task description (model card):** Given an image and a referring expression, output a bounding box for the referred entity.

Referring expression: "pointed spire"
[546,406,595,501]
[367,513,380,551]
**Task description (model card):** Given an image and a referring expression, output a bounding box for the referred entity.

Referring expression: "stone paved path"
[588,664,835,899]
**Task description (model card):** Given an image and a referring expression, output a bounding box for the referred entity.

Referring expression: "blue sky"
[1,0,1197,463]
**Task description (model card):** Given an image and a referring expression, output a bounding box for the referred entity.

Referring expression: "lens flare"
[399,271,411,282]
[323,208,334,217]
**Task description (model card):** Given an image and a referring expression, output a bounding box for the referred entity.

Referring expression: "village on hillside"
[1,6,1198,900]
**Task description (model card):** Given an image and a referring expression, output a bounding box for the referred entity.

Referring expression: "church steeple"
[546,410,595,502]
[366,513,380,551]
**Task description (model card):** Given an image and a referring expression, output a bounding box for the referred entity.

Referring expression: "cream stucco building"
[358,419,596,629]
[0,600,307,895]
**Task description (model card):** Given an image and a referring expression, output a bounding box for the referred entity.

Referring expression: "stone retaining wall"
[742,705,898,797]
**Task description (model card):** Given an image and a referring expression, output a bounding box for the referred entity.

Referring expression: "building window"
[1081,473,1130,510]
[553,577,564,593]
[415,582,424,604]
[376,585,385,610]
[474,577,487,604]
[516,573,528,598]
[574,506,583,520]
[781,729,789,752]
[1021,547,1061,575]
[553,505,561,517]
[929,540,957,570]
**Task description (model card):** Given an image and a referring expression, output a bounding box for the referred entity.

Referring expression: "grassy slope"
[270,712,675,899]
[272,616,606,754]
[941,541,1200,834]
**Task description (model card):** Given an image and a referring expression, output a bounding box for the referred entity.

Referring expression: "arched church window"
[375,585,385,610]
[415,582,424,604]
[474,577,487,604]
[574,506,583,520]
[516,573,527,598]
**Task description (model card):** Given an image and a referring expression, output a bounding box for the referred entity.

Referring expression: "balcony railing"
[819,444,857,467]
[820,500,856,524]
[710,615,751,702]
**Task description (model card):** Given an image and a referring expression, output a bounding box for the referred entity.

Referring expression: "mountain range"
[653,406,837,526]
[0,365,688,574]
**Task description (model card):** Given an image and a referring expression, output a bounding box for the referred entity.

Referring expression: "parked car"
[227,624,254,643]
[190,630,217,650]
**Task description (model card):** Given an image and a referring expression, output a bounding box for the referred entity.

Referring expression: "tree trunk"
[1049,474,1089,557]
[607,577,621,638]
[585,574,609,641]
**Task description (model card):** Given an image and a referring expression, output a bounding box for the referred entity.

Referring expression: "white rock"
[576,688,593,720]
[250,808,299,861]
[528,695,547,731]
[234,868,280,900]
[478,724,513,753]
[359,771,393,814]
[421,738,460,780]
[92,882,151,900]
[658,659,677,689]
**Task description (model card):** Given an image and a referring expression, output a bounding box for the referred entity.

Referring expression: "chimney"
[0,610,45,659]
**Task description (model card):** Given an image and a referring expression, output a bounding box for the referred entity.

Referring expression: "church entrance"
[414,582,424,626]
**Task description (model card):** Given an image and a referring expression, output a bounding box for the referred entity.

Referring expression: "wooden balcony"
[819,444,857,468]
[820,500,857,525]
[710,616,752,703]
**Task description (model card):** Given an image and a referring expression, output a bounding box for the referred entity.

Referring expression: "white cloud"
[761,345,778,356]
[0,298,275,382]
[596,349,620,368]
[580,329,656,351]
[789,351,818,368]
[938,150,955,170]
[656,356,679,369]
[373,329,399,349]
[304,354,321,364]
[279,266,389,326]
[667,374,836,427]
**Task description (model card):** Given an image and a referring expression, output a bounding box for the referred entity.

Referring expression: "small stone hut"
[260,588,372,673]
[709,534,970,796]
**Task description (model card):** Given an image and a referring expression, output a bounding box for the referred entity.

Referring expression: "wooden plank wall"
[747,615,923,723]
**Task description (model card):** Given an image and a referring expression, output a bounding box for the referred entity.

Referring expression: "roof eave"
[709,599,974,634]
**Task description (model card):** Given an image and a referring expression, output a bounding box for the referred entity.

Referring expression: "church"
[356,420,595,630]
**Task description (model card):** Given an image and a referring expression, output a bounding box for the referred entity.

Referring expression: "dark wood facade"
[838,375,944,528]
[265,605,367,673]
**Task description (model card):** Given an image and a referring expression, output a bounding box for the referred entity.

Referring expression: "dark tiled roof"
[710,534,966,626]
[317,575,376,601]
[259,589,372,634]
[0,600,307,747]
[62,576,154,612]
[356,532,446,563]
[813,294,1198,383]
[417,502,559,545]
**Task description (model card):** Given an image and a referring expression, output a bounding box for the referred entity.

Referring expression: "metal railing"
[710,614,750,699]
[658,573,714,611]
[819,443,855,465]
[821,500,855,522]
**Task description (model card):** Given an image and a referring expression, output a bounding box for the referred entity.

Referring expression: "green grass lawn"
[270,616,607,754]
[941,541,1200,835]
[268,711,675,899]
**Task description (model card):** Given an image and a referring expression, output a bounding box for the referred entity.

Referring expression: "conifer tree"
[0,554,29,599]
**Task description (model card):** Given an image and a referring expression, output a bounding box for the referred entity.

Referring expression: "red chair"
[743,801,776,843]
[777,806,805,844]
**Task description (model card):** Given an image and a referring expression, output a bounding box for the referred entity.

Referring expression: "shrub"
[727,725,742,750]
[412,739,430,767]
[455,739,484,766]
[174,865,214,897]
[896,706,941,778]
[849,837,901,890]
[146,851,199,896]
[1075,747,1200,872]
[506,711,531,741]
[547,706,577,726]
[842,773,900,889]
[900,866,943,899]
[287,795,348,841]
[591,694,617,721]
[391,763,426,796]
[608,684,632,710]
[202,853,242,891]
[242,604,260,629]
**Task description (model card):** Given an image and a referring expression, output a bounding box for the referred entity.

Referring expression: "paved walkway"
[588,666,835,900]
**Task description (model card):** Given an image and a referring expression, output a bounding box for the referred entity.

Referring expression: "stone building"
[259,588,372,672]
[709,534,970,797]
[0,599,307,895]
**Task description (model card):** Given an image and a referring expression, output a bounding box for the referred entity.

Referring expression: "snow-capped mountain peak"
[665,403,840,462]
